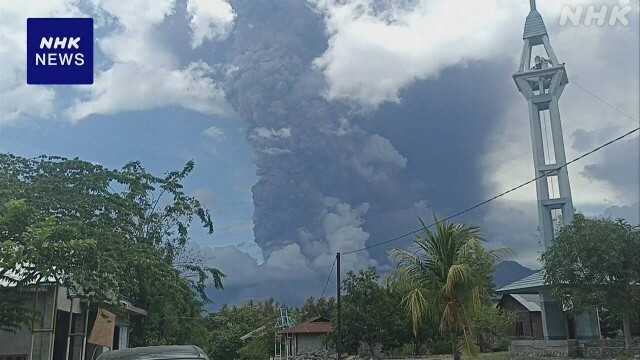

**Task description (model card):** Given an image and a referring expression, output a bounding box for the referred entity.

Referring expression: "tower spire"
[512,0,601,342]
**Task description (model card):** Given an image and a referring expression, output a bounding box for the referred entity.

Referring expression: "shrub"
[430,340,453,354]
[498,337,510,352]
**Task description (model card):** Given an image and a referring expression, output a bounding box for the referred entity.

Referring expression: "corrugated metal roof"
[495,270,546,294]
[0,265,57,288]
[240,326,266,340]
[523,10,547,40]
[281,316,331,334]
[510,294,542,312]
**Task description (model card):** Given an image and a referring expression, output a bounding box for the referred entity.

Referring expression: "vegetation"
[391,217,510,360]
[202,218,513,360]
[0,154,223,345]
[326,268,412,355]
[204,297,337,360]
[0,152,522,359]
[542,213,640,354]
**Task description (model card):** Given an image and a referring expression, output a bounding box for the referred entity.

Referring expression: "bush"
[429,340,453,354]
[389,343,415,357]
[498,338,510,352]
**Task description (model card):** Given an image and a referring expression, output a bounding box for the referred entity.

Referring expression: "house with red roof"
[280,316,331,355]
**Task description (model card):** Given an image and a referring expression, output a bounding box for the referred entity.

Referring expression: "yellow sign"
[88,308,116,348]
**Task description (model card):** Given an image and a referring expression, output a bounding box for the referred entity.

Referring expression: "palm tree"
[391,217,508,360]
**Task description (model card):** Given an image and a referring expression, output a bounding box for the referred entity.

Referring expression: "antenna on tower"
[530,0,536,11]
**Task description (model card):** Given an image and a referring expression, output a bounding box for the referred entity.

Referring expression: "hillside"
[492,261,536,289]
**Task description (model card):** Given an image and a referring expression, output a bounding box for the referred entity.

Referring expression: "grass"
[415,352,510,359]
[478,353,510,360]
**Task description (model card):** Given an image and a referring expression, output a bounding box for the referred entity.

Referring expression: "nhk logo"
[559,4,633,27]
[37,37,85,66]
[27,18,93,85]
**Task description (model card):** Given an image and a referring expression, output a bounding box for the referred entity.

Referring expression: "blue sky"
[1,105,262,259]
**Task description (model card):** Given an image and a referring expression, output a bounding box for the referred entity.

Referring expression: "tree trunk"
[453,347,461,360]
[622,312,633,355]
[453,337,461,360]
[412,339,420,355]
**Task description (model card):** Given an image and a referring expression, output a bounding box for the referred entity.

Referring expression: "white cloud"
[265,244,314,274]
[250,127,292,140]
[193,187,217,204]
[203,126,226,141]
[314,197,378,273]
[66,61,229,120]
[312,0,639,109]
[0,85,56,125]
[261,147,292,155]
[312,0,522,107]
[186,0,236,48]
[0,0,83,125]
[0,0,235,124]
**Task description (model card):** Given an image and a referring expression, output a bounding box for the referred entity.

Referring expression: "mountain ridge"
[492,260,537,289]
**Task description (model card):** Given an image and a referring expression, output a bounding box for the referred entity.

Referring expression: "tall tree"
[391,217,507,360]
[0,154,223,342]
[541,213,640,354]
[294,296,336,321]
[384,271,434,355]
[327,267,410,355]
[204,299,284,360]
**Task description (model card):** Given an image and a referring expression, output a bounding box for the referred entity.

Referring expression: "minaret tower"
[514,0,600,340]
[514,0,572,247]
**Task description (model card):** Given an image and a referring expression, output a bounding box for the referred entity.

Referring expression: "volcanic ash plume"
[223,0,414,274]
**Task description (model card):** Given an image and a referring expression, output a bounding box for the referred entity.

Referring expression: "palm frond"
[444,264,471,294]
[402,287,429,336]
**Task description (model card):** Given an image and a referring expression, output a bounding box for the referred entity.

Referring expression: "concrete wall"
[578,338,640,358]
[1,286,92,360]
[0,287,56,360]
[294,334,325,355]
[509,339,578,359]
[511,338,640,359]
[530,313,544,339]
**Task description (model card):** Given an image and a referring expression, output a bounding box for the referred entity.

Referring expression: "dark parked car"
[96,346,209,360]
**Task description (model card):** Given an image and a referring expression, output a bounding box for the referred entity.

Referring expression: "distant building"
[496,271,581,340]
[0,268,146,360]
[497,294,544,339]
[280,316,331,356]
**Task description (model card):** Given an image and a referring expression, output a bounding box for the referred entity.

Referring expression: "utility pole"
[336,252,342,360]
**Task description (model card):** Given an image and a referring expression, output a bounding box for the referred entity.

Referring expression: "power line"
[342,126,640,256]
[319,257,336,299]
[572,80,639,125]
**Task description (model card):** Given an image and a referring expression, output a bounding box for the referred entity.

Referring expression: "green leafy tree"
[327,267,410,355]
[0,154,223,343]
[472,305,516,351]
[204,299,284,360]
[541,213,640,354]
[384,272,435,355]
[391,217,508,360]
[293,296,336,321]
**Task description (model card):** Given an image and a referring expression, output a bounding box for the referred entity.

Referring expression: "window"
[515,321,525,336]
[0,356,28,360]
